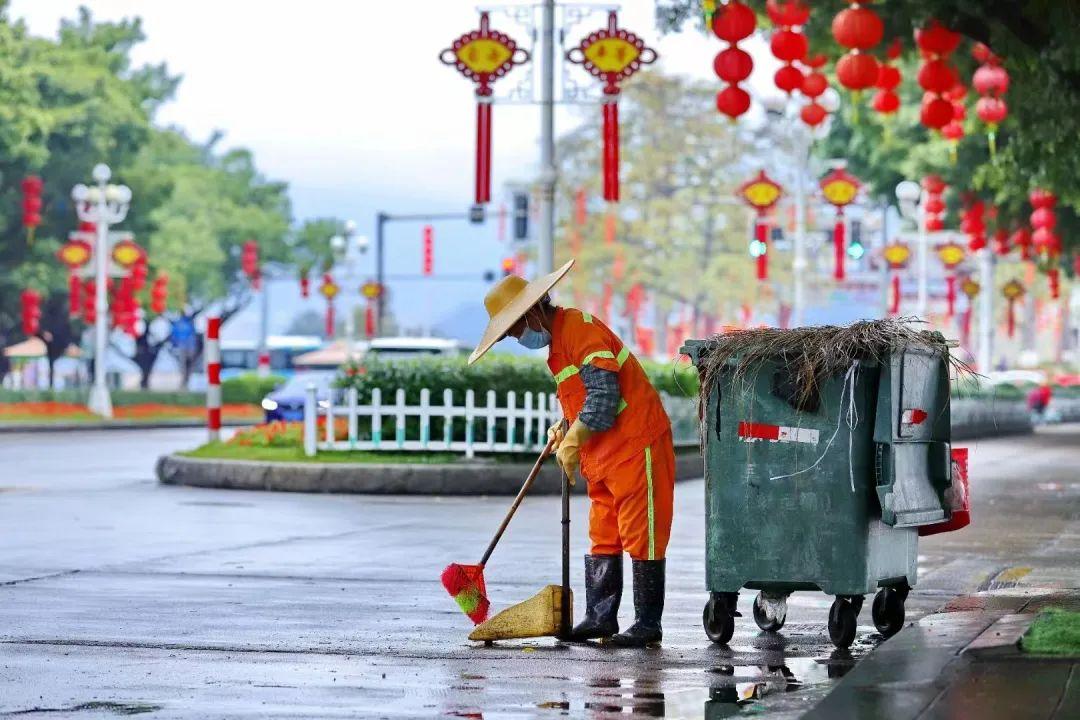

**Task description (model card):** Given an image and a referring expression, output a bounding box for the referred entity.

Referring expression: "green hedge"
[221,373,286,404]
[950,382,1026,400]
[0,388,206,406]
[332,355,698,405]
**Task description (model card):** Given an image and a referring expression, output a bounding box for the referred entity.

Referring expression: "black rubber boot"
[569,554,622,641]
[610,559,664,647]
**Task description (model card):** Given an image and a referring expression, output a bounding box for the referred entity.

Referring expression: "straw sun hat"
[468,259,575,365]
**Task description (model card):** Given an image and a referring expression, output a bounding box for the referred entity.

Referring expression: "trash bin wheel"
[752,592,787,632]
[703,599,735,645]
[828,596,861,649]
[871,588,905,637]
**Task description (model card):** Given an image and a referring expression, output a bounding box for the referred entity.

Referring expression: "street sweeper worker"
[468,259,675,647]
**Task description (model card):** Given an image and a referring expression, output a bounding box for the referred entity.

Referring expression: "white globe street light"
[73,163,133,418]
[894,180,928,320]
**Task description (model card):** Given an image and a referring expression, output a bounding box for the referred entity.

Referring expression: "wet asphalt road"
[0,425,1078,718]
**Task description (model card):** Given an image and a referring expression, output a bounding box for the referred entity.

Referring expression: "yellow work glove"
[555,419,593,486]
[546,420,566,448]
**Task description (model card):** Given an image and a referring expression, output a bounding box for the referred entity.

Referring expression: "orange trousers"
[585,430,675,561]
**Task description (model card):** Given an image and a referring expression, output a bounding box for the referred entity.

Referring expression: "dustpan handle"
[559,466,571,640]
[478,428,561,567]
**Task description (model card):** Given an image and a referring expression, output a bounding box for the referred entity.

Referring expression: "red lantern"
[714,47,753,82]
[975,96,1007,125]
[923,174,947,194]
[925,216,945,232]
[711,1,755,121]
[716,84,751,119]
[1011,227,1033,261]
[766,0,810,27]
[971,42,996,64]
[1030,188,1057,209]
[800,103,827,126]
[836,52,879,91]
[872,32,902,117]
[151,273,169,315]
[774,64,804,94]
[917,59,958,94]
[871,90,899,113]
[21,176,43,242]
[993,228,1010,256]
[567,12,656,203]
[971,47,1009,155]
[20,289,41,336]
[973,64,1009,96]
[801,71,828,98]
[877,64,901,90]
[915,20,962,56]
[832,5,884,50]
[770,29,807,62]
[920,94,953,129]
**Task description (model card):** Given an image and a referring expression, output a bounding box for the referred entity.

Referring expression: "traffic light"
[241,239,259,286]
[21,176,43,232]
[512,192,529,241]
[151,273,169,314]
[501,257,517,276]
[20,289,41,336]
[422,225,434,276]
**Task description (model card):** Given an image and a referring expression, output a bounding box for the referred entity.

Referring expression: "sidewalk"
[806,587,1079,719]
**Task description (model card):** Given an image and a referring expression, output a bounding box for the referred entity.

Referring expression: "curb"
[156,450,705,495]
[0,419,255,434]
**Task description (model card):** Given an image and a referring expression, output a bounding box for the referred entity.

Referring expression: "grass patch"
[1021,608,1080,656]
[181,442,470,465]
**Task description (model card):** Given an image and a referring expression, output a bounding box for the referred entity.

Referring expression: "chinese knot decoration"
[738,170,784,282]
[914,19,962,131]
[883,241,912,315]
[361,281,383,339]
[440,13,529,206]
[319,272,340,339]
[712,1,756,120]
[872,39,903,116]
[936,241,967,319]
[832,1,883,94]
[820,168,861,281]
[1029,188,1061,298]
[1001,279,1025,338]
[922,175,947,233]
[766,1,810,96]
[800,54,830,127]
[972,43,1009,157]
[567,11,656,203]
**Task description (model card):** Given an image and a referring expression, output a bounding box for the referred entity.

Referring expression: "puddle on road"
[9,701,163,715]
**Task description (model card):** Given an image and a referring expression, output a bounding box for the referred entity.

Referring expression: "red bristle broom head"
[441,563,490,625]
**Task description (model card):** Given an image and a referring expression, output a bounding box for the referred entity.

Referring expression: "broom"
[441,431,561,624]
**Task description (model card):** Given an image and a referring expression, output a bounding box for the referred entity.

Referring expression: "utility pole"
[537,0,557,276]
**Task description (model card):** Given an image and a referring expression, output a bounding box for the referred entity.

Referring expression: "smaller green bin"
[682,339,952,648]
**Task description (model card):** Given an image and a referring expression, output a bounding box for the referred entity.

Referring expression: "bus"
[219,335,323,379]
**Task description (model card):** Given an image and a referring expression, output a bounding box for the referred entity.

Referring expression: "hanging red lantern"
[993,227,1010,256]
[68,273,82,318]
[801,71,828,98]
[774,64,804,94]
[872,38,903,118]
[716,84,751,119]
[21,176,43,244]
[915,20,962,56]
[832,4,883,49]
[975,96,1008,125]
[800,102,827,127]
[714,47,753,82]
[770,29,807,62]
[917,59,958,94]
[836,52,879,91]
[738,171,784,282]
[960,199,987,252]
[972,64,1009,96]
[766,0,810,27]
[712,1,756,121]
[768,3,808,98]
[920,94,953,129]
[1001,279,1025,338]
[971,46,1009,156]
[440,13,529,206]
[567,12,656,204]
[820,168,861,281]
[1029,189,1060,296]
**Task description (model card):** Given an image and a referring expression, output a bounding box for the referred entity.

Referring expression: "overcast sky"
[10,1,779,337]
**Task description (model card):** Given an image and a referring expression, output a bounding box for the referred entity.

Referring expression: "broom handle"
[559,466,571,640]
[478,430,561,567]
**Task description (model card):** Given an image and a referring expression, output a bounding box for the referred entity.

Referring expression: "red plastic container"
[919,447,970,536]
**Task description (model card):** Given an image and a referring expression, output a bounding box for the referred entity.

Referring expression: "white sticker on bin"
[738,421,819,445]
[902,408,928,425]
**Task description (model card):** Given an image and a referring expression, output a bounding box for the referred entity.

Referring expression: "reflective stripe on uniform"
[554,365,579,384]
[582,312,593,323]
[645,445,655,560]
[616,346,630,367]
[616,399,628,414]
[581,350,615,365]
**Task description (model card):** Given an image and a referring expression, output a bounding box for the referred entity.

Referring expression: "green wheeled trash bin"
[683,332,955,649]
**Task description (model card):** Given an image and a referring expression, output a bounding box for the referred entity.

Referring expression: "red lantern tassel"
[1007,299,1016,338]
[946,274,956,319]
[833,218,846,281]
[602,99,620,202]
[890,273,901,315]
[69,273,82,318]
[365,304,375,339]
[755,220,768,281]
[325,303,335,339]
[475,97,493,205]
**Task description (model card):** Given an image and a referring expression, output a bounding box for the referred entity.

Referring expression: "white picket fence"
[303,386,700,458]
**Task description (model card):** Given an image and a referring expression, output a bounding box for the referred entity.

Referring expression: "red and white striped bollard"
[205,317,222,442]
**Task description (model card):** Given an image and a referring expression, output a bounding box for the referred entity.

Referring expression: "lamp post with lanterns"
[72,164,132,418]
[895,180,927,319]
[329,220,368,360]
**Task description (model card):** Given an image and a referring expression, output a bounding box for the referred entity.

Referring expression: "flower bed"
[0,401,261,424]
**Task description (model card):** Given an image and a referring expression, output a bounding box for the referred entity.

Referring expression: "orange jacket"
[547,307,671,477]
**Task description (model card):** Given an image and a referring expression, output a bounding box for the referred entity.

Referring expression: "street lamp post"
[72,164,131,418]
[330,220,367,361]
[895,180,926,319]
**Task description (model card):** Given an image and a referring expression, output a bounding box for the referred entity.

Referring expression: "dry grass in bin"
[692,318,975,418]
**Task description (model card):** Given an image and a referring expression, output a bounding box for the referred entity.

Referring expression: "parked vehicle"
[220,335,323,379]
[292,336,467,371]
[261,370,336,422]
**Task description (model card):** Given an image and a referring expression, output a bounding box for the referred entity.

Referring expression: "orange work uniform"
[547,307,675,561]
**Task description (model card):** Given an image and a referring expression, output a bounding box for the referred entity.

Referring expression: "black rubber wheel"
[703,601,735,644]
[828,597,859,649]
[752,592,787,632]
[871,588,906,637]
